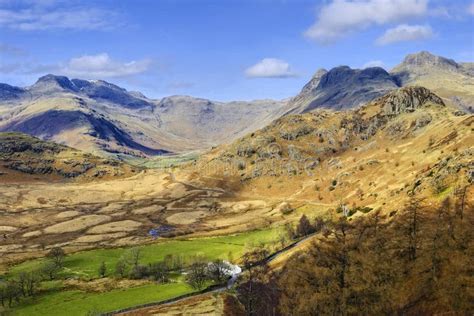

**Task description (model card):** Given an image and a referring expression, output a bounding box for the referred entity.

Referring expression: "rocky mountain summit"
[391,51,473,84]
[288,66,400,113]
[286,51,472,115]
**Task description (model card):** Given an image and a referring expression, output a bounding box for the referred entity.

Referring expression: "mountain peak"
[31,74,78,93]
[288,65,399,113]
[297,68,328,97]
[395,51,459,71]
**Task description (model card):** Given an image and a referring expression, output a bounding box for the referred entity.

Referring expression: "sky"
[0,0,473,101]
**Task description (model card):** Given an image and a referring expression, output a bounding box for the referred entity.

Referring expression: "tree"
[237,248,278,316]
[98,262,107,278]
[41,261,60,280]
[208,260,231,283]
[47,247,65,267]
[185,261,208,290]
[17,272,39,297]
[24,272,39,297]
[3,280,20,307]
[399,197,425,261]
[115,259,128,278]
[278,217,367,316]
[284,223,297,240]
[149,262,169,283]
[129,265,148,279]
[0,282,6,307]
[296,214,314,237]
[127,248,141,268]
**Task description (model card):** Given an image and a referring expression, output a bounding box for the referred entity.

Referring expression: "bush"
[115,259,128,278]
[41,261,60,280]
[149,262,170,283]
[128,265,148,279]
[98,262,107,278]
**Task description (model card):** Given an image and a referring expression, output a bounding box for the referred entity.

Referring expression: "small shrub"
[98,262,107,278]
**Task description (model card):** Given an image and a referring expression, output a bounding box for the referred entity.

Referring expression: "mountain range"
[0,51,472,158]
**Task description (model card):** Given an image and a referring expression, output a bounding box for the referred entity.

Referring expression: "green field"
[5,227,282,315]
[11,283,194,316]
[10,228,282,279]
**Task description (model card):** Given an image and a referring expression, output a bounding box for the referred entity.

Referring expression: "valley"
[1,51,473,315]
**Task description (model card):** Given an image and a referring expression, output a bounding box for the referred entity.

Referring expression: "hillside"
[196,86,473,212]
[0,132,137,183]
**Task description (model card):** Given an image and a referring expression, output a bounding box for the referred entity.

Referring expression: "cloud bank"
[305,0,429,44]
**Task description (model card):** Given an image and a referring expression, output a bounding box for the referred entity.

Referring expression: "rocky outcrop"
[374,86,445,115]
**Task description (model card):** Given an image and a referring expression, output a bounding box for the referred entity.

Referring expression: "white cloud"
[305,0,429,44]
[376,24,433,45]
[245,58,297,78]
[61,53,152,78]
[362,60,385,69]
[0,53,152,78]
[0,5,118,30]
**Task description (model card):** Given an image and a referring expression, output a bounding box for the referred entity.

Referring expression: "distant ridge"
[0,51,472,157]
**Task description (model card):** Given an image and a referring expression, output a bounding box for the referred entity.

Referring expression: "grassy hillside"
[0,132,137,183]
[196,87,473,212]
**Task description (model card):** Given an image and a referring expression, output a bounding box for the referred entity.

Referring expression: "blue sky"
[0,0,473,101]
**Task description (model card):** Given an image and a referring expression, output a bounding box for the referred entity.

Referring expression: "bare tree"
[128,248,141,268]
[47,247,65,267]
[185,261,208,290]
[208,260,230,283]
